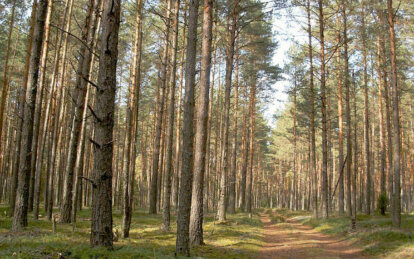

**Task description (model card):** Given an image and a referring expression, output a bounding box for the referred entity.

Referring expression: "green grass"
[0,206,264,258]
[267,208,414,258]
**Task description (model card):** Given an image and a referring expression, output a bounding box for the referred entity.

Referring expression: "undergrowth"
[0,206,263,258]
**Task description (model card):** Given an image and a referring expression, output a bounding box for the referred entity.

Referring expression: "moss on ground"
[268,208,414,258]
[0,206,263,258]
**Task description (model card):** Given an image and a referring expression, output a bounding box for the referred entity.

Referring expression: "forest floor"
[261,208,414,259]
[1,206,414,258]
[0,205,263,258]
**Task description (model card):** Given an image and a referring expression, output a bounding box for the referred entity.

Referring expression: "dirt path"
[260,213,367,259]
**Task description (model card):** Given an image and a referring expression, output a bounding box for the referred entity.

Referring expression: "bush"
[377,193,388,216]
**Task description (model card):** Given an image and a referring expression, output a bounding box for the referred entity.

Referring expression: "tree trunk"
[307,0,318,219]
[189,0,212,245]
[162,0,180,232]
[318,0,329,219]
[12,0,48,231]
[341,0,352,217]
[61,0,97,223]
[149,0,172,214]
[175,0,199,256]
[388,0,401,227]
[90,0,121,248]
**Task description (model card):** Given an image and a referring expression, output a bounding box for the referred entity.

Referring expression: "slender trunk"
[0,0,17,165]
[61,0,97,223]
[318,0,328,219]
[72,0,103,223]
[149,0,172,214]
[307,0,318,218]
[162,0,180,231]
[388,0,401,227]
[32,0,53,219]
[342,0,352,217]
[361,7,371,215]
[12,0,48,231]
[336,17,344,215]
[9,0,37,217]
[217,0,239,222]
[189,0,212,245]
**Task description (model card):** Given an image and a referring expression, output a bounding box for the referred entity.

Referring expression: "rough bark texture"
[176,0,199,256]
[12,0,48,231]
[61,0,96,223]
[90,0,121,248]
[189,0,212,245]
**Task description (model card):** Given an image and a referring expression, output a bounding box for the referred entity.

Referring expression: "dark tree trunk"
[12,0,48,231]
[90,0,121,248]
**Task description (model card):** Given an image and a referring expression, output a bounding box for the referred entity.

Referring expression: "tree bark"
[318,0,329,219]
[90,0,121,248]
[149,0,172,214]
[388,0,401,227]
[12,0,48,231]
[175,0,199,256]
[162,0,180,232]
[189,0,212,245]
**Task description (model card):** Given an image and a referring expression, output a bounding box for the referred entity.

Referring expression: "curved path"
[260,213,367,258]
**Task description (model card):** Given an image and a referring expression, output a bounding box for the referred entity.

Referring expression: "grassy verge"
[267,208,414,258]
[0,206,263,258]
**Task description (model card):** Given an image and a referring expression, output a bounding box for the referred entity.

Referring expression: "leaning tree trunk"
[176,0,199,256]
[90,0,121,248]
[12,0,48,231]
[189,0,213,245]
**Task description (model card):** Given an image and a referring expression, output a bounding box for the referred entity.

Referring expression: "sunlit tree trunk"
[189,0,212,245]
[176,0,199,255]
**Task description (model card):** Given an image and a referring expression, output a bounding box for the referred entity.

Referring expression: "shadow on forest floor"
[0,206,264,258]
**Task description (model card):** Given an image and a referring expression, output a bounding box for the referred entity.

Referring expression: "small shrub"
[377,193,388,216]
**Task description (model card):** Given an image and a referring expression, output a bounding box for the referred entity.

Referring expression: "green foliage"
[377,193,388,216]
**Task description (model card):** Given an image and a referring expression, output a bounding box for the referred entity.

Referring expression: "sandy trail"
[260,213,367,259]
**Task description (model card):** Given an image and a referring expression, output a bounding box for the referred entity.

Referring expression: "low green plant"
[377,193,388,216]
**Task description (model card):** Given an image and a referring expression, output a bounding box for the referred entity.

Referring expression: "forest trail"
[259,213,367,259]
